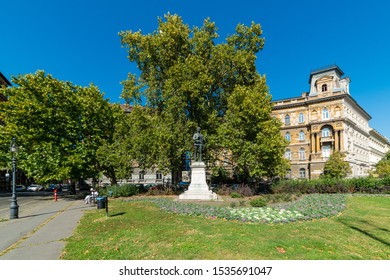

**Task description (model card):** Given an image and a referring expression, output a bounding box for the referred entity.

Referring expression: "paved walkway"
[0,196,93,259]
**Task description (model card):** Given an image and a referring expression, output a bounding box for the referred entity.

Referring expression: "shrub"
[250,197,267,207]
[237,185,254,197]
[102,184,140,198]
[230,192,243,198]
[271,177,390,195]
[216,185,232,196]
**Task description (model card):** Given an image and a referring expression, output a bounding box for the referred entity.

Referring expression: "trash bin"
[96,196,106,209]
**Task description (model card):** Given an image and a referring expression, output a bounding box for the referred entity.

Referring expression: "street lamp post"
[9,137,19,219]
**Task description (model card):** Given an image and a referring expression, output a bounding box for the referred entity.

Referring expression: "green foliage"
[218,81,289,180]
[0,71,115,183]
[119,14,286,183]
[230,192,243,198]
[100,184,140,198]
[96,106,135,184]
[375,151,390,177]
[249,197,267,207]
[322,151,351,179]
[272,177,390,194]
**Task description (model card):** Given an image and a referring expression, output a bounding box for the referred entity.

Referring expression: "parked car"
[27,184,44,192]
[45,184,59,192]
[15,185,26,192]
[61,184,71,192]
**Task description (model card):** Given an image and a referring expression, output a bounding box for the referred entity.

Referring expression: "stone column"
[335,130,339,151]
[316,133,320,153]
[311,133,316,154]
[340,130,344,151]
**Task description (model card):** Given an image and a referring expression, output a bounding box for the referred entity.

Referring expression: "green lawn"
[61,195,390,260]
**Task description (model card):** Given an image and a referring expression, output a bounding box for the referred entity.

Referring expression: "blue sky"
[1,0,389,139]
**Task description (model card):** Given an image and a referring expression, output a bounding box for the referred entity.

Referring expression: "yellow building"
[272,65,389,179]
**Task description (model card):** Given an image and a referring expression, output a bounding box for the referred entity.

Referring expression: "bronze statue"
[193,127,204,162]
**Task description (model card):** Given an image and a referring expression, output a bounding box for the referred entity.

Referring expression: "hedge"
[272,176,390,194]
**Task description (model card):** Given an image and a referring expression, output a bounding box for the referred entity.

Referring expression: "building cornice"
[0,72,11,87]
[370,129,390,145]
[272,92,372,120]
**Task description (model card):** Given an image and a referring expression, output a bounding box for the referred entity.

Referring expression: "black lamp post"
[9,137,19,219]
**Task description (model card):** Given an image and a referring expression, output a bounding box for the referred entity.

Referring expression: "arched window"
[284,114,290,125]
[299,148,306,160]
[322,84,328,92]
[322,127,331,137]
[298,113,304,123]
[285,132,291,142]
[299,168,306,178]
[322,107,329,120]
[299,131,305,141]
[285,149,291,160]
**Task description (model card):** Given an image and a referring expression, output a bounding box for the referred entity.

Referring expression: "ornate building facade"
[272,65,389,179]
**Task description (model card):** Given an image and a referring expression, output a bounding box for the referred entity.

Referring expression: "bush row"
[98,176,390,198]
[272,176,390,194]
[99,184,140,198]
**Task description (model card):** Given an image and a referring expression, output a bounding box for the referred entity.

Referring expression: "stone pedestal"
[179,161,219,201]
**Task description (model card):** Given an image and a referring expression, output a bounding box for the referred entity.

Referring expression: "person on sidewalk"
[84,188,98,204]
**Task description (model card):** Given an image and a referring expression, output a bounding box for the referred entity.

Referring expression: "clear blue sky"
[1,0,389,139]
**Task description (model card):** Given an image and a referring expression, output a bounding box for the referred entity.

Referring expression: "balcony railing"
[320,136,334,142]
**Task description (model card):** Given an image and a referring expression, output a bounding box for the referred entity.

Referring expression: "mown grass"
[61,195,390,260]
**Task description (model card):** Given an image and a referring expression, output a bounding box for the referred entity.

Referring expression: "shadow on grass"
[109,212,126,217]
[359,220,390,233]
[339,219,390,247]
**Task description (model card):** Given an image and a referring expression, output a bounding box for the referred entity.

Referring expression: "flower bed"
[128,193,347,224]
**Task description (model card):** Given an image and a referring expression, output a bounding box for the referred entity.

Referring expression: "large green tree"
[375,151,390,177]
[322,151,351,179]
[0,71,115,184]
[218,80,289,181]
[119,14,287,182]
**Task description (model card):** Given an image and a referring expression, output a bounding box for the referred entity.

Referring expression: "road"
[0,192,57,220]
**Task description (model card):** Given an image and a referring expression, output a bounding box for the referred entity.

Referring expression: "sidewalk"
[0,196,93,260]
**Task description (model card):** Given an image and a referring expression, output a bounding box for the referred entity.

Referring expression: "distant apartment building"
[272,65,389,179]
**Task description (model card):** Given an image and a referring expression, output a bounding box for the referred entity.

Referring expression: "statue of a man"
[193,127,204,162]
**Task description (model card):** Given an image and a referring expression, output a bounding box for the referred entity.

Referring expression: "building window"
[299,148,306,160]
[285,149,291,160]
[298,113,304,123]
[285,132,291,142]
[139,172,145,180]
[322,84,327,92]
[322,145,331,158]
[299,131,305,141]
[322,107,329,120]
[156,171,162,180]
[322,127,331,137]
[299,168,306,178]
[284,114,290,125]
